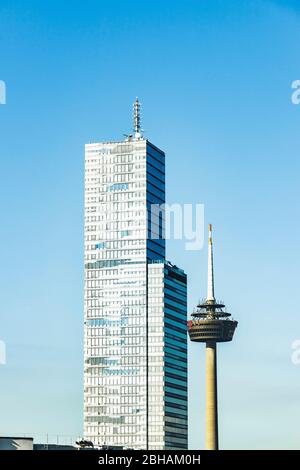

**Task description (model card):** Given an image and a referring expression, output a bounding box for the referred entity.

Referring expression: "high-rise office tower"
[84,99,188,450]
[188,225,238,450]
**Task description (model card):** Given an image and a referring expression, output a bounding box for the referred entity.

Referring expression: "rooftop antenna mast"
[133,97,142,138]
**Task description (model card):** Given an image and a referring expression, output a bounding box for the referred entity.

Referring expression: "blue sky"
[0,0,300,449]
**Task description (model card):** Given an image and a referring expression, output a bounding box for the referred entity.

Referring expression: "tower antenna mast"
[133,97,142,138]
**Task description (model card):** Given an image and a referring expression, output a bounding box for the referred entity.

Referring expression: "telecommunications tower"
[187,225,238,450]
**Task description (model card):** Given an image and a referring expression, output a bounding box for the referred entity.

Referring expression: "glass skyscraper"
[84,100,187,449]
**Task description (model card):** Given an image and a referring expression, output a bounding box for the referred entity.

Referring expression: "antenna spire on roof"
[133,97,142,138]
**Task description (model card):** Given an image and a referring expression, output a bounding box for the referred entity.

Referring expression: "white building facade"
[84,109,187,449]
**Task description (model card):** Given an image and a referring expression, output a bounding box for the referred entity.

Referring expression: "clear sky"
[0,0,300,449]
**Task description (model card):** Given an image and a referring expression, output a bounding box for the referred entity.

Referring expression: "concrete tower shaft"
[206,341,218,450]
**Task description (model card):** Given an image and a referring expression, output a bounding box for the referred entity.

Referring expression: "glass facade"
[148,262,188,449]
[84,137,187,449]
